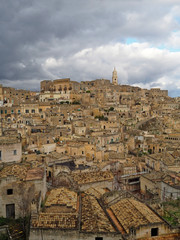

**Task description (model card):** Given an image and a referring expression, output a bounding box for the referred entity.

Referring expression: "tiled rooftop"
[110,198,163,234]
[150,152,175,165]
[45,188,77,211]
[25,168,44,181]
[0,164,28,180]
[81,194,115,232]
[72,170,113,185]
[143,171,166,181]
[84,187,107,198]
[32,187,79,229]
[31,212,78,229]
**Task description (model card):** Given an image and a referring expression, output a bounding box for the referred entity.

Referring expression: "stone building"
[40,78,80,102]
[0,133,22,164]
[29,187,175,240]
[0,164,46,219]
[0,84,36,105]
[140,171,180,200]
[149,88,168,97]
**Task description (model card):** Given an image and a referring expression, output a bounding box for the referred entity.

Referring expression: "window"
[13,150,17,155]
[11,110,14,114]
[0,150,1,160]
[1,110,3,114]
[25,109,29,113]
[7,189,13,195]
[5,110,7,114]
[47,140,49,144]
[153,162,155,168]
[151,228,158,237]
[31,109,35,113]
[95,238,103,240]
[18,110,21,114]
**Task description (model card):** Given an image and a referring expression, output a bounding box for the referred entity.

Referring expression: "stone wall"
[79,179,113,191]
[136,223,171,239]
[29,229,123,240]
[0,142,22,163]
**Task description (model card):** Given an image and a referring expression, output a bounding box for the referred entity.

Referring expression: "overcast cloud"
[0,0,180,96]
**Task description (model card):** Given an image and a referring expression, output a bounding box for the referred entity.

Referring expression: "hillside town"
[0,68,180,240]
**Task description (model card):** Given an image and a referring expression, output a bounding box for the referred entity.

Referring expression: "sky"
[1,0,180,97]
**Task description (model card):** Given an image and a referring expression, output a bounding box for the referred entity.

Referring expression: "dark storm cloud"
[0,0,180,96]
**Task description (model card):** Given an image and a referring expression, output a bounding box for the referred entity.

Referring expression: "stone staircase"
[8,223,24,240]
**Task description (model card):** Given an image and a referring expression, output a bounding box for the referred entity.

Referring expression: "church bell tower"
[112,67,118,85]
